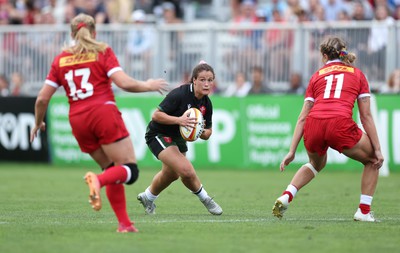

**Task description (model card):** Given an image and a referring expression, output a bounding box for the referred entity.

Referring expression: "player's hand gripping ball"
[180,108,205,142]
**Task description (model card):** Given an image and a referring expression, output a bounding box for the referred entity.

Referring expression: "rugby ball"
[180,108,204,142]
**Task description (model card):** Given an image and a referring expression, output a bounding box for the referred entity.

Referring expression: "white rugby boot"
[137,192,156,215]
[201,196,223,215]
[353,208,378,222]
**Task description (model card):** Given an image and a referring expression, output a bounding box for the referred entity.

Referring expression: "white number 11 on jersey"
[324,73,344,99]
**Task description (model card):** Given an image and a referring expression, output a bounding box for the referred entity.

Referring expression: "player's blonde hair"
[63,14,108,55]
[320,36,356,66]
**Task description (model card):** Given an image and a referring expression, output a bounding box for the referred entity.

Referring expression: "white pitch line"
[137,217,400,223]
[1,217,399,225]
[140,218,269,223]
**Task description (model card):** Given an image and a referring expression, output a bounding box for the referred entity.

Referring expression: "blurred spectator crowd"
[0,0,400,97]
[1,0,400,25]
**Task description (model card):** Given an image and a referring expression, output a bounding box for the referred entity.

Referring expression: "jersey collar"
[326,59,342,65]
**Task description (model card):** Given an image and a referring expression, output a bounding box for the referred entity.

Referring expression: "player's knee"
[304,162,318,177]
[179,167,196,181]
[102,162,114,171]
[123,163,139,185]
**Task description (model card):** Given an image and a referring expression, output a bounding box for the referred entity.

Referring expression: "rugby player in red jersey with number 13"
[272,36,384,222]
[30,13,168,233]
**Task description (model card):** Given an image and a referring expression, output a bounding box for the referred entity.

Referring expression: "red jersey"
[305,60,370,119]
[45,47,121,115]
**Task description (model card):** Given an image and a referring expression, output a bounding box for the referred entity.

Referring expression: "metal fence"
[0,21,399,95]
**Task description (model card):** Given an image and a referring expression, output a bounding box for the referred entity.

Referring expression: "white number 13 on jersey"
[65,68,94,101]
[324,73,344,99]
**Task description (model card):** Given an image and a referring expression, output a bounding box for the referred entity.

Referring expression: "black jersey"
[147,83,213,138]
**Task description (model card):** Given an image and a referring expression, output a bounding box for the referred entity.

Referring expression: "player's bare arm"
[111,71,168,94]
[200,126,212,140]
[290,100,313,152]
[280,100,314,171]
[30,85,57,142]
[152,109,197,128]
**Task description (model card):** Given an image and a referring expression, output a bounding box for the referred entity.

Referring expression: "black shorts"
[145,131,188,159]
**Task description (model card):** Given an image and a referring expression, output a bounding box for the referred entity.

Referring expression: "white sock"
[286,184,298,198]
[360,194,373,205]
[145,187,158,202]
[192,185,208,202]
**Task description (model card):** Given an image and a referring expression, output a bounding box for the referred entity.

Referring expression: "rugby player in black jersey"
[137,61,223,215]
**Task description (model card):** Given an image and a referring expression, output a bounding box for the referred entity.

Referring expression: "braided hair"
[320,37,356,65]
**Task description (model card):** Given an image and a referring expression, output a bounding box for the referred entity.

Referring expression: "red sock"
[106,184,132,226]
[359,204,371,214]
[283,191,294,202]
[97,165,128,187]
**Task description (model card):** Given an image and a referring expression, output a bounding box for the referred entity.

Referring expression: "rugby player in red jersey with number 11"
[272,36,384,222]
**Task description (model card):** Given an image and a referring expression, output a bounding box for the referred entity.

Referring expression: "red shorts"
[69,103,129,153]
[303,117,362,156]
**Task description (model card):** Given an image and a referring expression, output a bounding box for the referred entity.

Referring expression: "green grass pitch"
[0,163,399,253]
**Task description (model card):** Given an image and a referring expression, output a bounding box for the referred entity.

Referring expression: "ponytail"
[63,14,108,55]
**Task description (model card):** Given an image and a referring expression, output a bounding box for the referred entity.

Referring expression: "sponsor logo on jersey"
[59,53,97,67]
[319,65,354,75]
[163,137,172,143]
[199,105,206,115]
